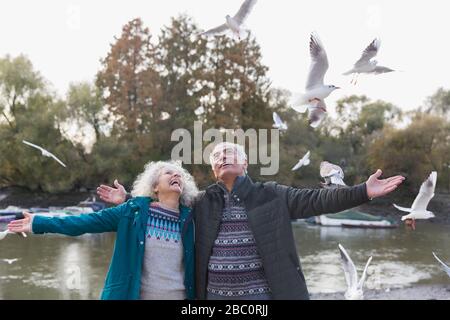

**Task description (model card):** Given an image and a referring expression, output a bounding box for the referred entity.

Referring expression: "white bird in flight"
[320,161,346,188]
[432,252,450,277]
[294,100,328,128]
[22,140,67,168]
[201,0,258,40]
[338,244,373,300]
[393,171,437,230]
[343,38,395,85]
[272,112,288,131]
[0,229,27,240]
[292,151,311,171]
[291,32,340,127]
[2,258,19,265]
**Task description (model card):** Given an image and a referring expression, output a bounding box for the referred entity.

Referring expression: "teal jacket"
[32,197,195,300]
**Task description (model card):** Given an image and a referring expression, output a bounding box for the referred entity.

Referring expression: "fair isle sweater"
[207,177,271,298]
[140,202,186,300]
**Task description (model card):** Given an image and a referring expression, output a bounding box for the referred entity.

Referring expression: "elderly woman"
[8,161,198,300]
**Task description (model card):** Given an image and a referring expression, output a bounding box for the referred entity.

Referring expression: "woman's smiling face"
[154,167,183,197]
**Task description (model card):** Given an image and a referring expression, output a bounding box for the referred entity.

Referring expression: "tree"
[0,55,78,191]
[201,34,271,130]
[0,55,44,132]
[425,87,450,116]
[66,82,105,143]
[368,114,450,191]
[96,18,161,139]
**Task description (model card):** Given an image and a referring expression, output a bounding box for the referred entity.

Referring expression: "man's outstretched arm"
[277,169,405,220]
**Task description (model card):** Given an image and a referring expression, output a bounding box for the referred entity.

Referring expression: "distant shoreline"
[1,186,449,224]
[0,186,98,209]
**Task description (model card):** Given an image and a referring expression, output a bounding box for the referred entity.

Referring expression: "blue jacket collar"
[130,196,192,228]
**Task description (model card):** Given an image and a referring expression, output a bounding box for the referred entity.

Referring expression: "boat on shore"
[0,206,24,219]
[0,197,106,221]
[0,215,16,223]
[303,209,398,229]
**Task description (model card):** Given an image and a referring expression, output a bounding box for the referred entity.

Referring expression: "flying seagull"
[272,112,288,131]
[294,99,328,128]
[339,244,373,300]
[2,258,19,265]
[292,151,311,171]
[201,0,258,40]
[291,32,340,127]
[432,252,450,277]
[393,171,436,230]
[320,161,346,188]
[22,140,67,168]
[343,38,395,85]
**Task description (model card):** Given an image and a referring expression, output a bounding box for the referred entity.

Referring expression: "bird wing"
[393,204,412,213]
[309,111,326,128]
[292,151,311,171]
[305,32,329,90]
[201,24,229,36]
[411,171,437,211]
[292,160,303,171]
[372,66,394,74]
[319,161,332,178]
[336,165,345,179]
[320,162,343,178]
[233,0,258,25]
[308,100,327,128]
[49,153,67,168]
[330,175,347,186]
[432,252,450,277]
[354,38,380,68]
[291,104,308,113]
[358,256,373,290]
[273,112,282,126]
[339,244,358,290]
[302,151,311,164]
[22,140,46,153]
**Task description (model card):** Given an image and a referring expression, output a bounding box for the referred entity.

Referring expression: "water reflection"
[0,221,449,299]
[293,222,450,294]
[0,227,115,300]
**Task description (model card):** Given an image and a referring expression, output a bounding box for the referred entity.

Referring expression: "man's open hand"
[366,169,405,199]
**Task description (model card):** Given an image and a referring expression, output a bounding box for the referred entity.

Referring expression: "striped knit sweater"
[207,179,271,298]
[140,202,186,300]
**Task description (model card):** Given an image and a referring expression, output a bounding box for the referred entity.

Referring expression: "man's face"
[211,147,247,181]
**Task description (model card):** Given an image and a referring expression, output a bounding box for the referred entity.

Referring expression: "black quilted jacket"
[193,175,370,300]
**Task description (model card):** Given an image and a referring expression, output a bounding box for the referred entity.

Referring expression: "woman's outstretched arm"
[8,204,126,236]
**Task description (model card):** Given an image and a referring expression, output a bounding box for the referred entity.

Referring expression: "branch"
[1,111,14,129]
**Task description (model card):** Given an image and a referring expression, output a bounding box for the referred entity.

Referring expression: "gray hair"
[209,142,248,168]
[131,160,199,207]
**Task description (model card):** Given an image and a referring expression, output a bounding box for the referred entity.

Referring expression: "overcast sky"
[1,0,449,112]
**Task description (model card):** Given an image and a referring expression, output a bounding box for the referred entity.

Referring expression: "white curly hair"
[131,160,199,207]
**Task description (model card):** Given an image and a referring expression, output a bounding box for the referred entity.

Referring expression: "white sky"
[1,0,450,112]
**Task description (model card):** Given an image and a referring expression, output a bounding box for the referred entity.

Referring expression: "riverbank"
[0,187,95,208]
[1,186,450,224]
[310,284,450,300]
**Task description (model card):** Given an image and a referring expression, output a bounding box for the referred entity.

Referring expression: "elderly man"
[97,142,405,300]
